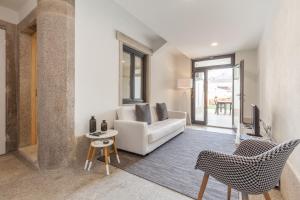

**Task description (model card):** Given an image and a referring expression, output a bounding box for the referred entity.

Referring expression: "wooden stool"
[84,139,113,175]
[112,136,120,164]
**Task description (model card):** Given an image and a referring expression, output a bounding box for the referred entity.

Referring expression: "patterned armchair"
[195,139,300,200]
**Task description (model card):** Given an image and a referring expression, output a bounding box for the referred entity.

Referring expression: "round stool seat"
[91,139,113,148]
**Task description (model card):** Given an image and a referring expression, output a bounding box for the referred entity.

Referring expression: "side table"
[84,129,120,175]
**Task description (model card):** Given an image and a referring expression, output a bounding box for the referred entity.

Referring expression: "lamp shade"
[177,78,193,89]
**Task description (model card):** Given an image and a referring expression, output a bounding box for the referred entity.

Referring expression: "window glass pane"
[233,65,241,128]
[122,52,131,99]
[195,72,205,121]
[195,57,232,68]
[134,56,143,99]
[121,45,146,104]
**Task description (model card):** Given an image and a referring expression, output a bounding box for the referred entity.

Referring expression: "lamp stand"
[183,90,191,125]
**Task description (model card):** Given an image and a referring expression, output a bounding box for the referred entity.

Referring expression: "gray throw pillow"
[135,104,152,125]
[156,103,168,121]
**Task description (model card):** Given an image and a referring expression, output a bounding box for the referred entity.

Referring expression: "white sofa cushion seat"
[148,118,186,144]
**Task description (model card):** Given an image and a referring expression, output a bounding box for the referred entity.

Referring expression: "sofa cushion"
[136,104,152,125]
[117,105,158,122]
[117,106,136,121]
[156,103,168,121]
[148,119,185,144]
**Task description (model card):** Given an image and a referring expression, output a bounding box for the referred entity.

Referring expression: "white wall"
[236,49,258,121]
[258,0,300,199]
[0,29,6,155]
[75,0,189,136]
[174,51,192,117]
[151,43,191,114]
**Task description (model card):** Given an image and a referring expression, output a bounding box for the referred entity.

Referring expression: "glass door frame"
[191,69,207,125]
[191,54,236,128]
[232,60,245,131]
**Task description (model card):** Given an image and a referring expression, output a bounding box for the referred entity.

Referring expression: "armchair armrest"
[114,120,148,155]
[234,139,277,157]
[168,110,187,119]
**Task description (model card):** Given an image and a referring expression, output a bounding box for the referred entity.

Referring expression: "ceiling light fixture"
[211,42,219,47]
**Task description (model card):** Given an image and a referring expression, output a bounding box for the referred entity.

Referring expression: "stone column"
[37,0,75,169]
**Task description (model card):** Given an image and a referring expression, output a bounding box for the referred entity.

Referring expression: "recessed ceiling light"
[211,42,219,47]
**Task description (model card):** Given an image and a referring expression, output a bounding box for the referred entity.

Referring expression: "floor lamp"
[177,78,193,125]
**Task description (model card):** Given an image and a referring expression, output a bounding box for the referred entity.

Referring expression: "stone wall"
[1,0,76,169]
[37,0,75,169]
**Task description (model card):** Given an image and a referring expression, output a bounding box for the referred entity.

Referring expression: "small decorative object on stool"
[101,120,108,131]
[103,140,109,144]
[89,116,96,133]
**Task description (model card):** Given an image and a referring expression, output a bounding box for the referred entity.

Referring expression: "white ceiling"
[0,0,37,23]
[114,0,274,58]
[0,0,27,12]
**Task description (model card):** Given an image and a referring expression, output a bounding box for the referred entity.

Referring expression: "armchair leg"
[241,192,249,200]
[263,192,271,200]
[198,173,209,200]
[227,186,231,200]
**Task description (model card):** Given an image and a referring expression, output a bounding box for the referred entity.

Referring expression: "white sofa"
[114,106,186,155]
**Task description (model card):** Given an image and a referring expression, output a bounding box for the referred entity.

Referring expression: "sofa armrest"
[168,111,187,119]
[114,120,148,155]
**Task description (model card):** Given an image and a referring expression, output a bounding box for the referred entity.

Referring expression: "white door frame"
[0,28,6,155]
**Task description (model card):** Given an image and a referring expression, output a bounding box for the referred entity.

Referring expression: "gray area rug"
[110,129,239,200]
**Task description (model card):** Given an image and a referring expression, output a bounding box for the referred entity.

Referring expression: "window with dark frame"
[193,54,235,69]
[122,45,146,104]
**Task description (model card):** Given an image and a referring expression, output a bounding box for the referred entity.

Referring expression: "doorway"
[207,68,233,128]
[30,32,37,146]
[192,54,243,129]
[18,31,38,167]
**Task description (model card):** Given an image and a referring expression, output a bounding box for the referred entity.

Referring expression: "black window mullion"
[142,56,146,102]
[130,53,135,100]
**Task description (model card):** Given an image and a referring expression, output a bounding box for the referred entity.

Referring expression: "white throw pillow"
[117,106,136,121]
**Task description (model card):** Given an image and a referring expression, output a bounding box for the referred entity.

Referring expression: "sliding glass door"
[192,54,243,129]
[232,61,244,130]
[192,71,206,124]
